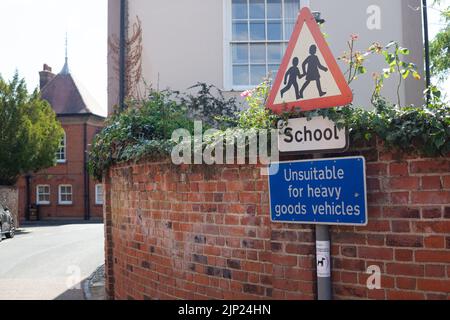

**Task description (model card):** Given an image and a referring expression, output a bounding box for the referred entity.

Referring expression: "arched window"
[56,131,66,163]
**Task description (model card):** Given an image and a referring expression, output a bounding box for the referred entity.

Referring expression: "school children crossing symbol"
[267,7,353,114]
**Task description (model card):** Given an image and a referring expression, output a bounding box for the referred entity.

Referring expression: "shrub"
[0,73,64,186]
[89,85,237,180]
[89,38,449,179]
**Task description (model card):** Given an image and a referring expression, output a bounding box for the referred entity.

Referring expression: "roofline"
[41,71,104,117]
[56,112,106,120]
[69,73,104,117]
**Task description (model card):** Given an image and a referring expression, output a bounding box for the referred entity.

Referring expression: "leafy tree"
[0,73,64,186]
[430,0,450,82]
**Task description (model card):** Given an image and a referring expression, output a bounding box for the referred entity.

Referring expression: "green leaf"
[399,47,410,55]
[401,69,410,79]
[357,66,367,74]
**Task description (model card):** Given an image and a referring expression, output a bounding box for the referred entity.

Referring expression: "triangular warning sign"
[267,7,353,114]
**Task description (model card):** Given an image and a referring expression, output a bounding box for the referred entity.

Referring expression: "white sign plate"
[316,241,331,278]
[278,117,348,154]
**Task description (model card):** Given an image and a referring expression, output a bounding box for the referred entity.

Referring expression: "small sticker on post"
[316,241,331,278]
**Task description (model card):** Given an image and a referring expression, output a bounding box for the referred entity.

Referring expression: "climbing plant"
[89,37,449,180]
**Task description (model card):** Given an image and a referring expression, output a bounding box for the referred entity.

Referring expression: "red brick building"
[18,57,105,222]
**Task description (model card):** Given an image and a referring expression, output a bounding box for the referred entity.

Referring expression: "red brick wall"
[18,120,103,221]
[332,155,450,300]
[104,146,450,300]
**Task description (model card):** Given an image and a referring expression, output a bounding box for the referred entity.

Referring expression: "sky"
[0,0,448,116]
[0,0,107,115]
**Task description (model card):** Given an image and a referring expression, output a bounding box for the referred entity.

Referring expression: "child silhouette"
[299,45,328,98]
[280,57,302,99]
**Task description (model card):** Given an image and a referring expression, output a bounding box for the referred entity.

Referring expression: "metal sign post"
[266,3,360,302]
[314,155,331,300]
[301,4,335,300]
[316,224,332,300]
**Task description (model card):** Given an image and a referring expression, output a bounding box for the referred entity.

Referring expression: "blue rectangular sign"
[268,157,368,226]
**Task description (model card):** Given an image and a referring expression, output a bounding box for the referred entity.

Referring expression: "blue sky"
[0,0,107,114]
[0,0,448,116]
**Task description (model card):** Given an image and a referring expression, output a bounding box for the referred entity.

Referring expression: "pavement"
[83,264,106,300]
[0,222,105,300]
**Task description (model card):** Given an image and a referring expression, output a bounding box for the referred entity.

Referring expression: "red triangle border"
[267,7,353,114]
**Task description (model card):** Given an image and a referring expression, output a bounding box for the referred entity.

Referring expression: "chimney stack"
[39,64,55,90]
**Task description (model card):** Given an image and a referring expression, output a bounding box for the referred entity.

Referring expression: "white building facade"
[108,0,425,114]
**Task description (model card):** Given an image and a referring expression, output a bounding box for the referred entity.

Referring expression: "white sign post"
[278,117,348,154]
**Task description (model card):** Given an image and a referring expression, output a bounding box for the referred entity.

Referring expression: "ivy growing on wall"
[89,38,450,181]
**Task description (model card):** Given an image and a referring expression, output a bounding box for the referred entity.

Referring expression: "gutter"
[57,113,106,121]
[422,0,431,104]
[25,175,31,221]
[83,123,91,221]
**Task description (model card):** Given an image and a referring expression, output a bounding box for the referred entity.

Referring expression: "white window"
[95,184,104,205]
[58,185,73,205]
[224,0,303,90]
[56,131,66,163]
[37,185,51,205]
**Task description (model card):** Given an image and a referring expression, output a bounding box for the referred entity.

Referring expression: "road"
[0,223,104,300]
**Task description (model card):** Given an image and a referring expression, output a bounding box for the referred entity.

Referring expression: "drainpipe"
[25,174,31,221]
[119,0,127,111]
[84,123,90,221]
[422,0,431,104]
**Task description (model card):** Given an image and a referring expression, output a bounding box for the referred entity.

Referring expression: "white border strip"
[267,156,369,227]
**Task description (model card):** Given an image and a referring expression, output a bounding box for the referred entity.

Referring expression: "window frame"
[58,184,73,205]
[56,131,67,164]
[36,185,51,205]
[95,184,104,205]
[223,0,307,91]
